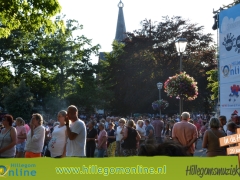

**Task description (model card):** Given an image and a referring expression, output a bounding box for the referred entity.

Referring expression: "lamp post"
[157,82,163,118]
[175,38,187,115]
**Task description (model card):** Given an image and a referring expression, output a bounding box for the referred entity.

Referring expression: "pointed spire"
[115,0,127,42]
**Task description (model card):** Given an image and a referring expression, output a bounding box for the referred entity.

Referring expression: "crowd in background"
[0,106,240,158]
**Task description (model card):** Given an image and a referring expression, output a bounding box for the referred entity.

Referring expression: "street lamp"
[157,82,163,118]
[175,37,187,115]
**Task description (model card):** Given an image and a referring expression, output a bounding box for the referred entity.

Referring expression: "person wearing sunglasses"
[0,114,17,158]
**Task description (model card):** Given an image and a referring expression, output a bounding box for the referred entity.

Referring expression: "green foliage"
[0,0,63,38]
[206,69,218,100]
[97,41,125,112]
[0,67,14,108]
[0,15,101,117]
[99,17,216,115]
[3,80,34,121]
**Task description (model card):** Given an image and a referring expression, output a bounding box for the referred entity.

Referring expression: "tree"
[98,40,125,114]
[0,14,101,117]
[100,17,216,115]
[33,17,100,113]
[206,69,218,101]
[0,67,14,109]
[3,80,34,121]
[0,0,63,38]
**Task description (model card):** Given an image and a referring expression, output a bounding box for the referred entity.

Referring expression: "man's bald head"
[67,105,78,121]
[68,105,78,112]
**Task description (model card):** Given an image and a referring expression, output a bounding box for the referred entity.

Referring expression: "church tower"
[99,0,127,61]
[115,0,127,42]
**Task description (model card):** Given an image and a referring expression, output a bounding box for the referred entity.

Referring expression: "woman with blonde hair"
[15,117,27,157]
[115,118,126,156]
[48,110,68,158]
[121,120,141,156]
[202,117,227,157]
[136,120,146,147]
[25,113,45,158]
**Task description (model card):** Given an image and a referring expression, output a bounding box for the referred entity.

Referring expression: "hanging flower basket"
[164,72,198,101]
[152,100,169,110]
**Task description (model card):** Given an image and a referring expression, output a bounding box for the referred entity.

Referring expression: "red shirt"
[194,122,201,132]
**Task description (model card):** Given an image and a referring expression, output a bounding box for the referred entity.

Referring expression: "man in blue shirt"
[144,119,155,145]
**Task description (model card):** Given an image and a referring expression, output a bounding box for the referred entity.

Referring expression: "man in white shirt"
[65,105,86,157]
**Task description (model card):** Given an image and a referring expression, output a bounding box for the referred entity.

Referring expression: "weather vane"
[118,0,124,8]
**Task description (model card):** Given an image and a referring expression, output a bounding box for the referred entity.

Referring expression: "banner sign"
[0,157,240,179]
[219,129,240,167]
[219,4,240,119]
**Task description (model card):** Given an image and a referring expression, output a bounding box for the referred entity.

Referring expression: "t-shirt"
[16,126,26,144]
[66,119,86,157]
[24,124,30,134]
[86,128,97,146]
[145,124,155,138]
[97,130,107,149]
[48,125,67,157]
[151,120,164,137]
[136,126,146,140]
[107,129,116,144]
[116,126,123,141]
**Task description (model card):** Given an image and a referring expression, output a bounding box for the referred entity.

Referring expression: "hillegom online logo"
[222,33,240,53]
[0,165,10,177]
[221,61,240,77]
[0,164,37,177]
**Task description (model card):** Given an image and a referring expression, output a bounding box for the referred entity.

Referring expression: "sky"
[57,0,234,64]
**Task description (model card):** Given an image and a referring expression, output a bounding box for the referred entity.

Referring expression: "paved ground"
[194,138,206,157]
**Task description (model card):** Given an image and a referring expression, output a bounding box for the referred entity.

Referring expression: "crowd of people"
[0,105,240,158]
